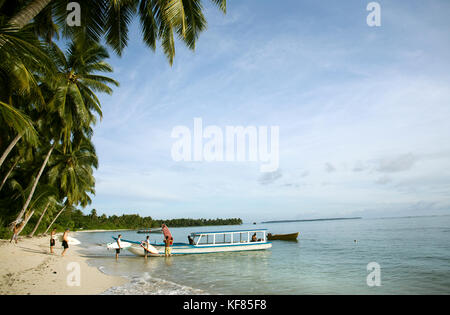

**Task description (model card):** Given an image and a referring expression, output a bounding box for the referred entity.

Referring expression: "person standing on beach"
[164,235,170,257]
[142,235,150,259]
[164,236,173,257]
[115,234,122,261]
[61,229,69,256]
[10,219,26,244]
[10,223,20,244]
[50,228,56,253]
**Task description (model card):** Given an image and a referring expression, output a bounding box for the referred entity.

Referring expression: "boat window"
[195,235,215,245]
[250,231,266,242]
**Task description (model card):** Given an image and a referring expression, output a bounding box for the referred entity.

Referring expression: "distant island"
[261,217,362,224]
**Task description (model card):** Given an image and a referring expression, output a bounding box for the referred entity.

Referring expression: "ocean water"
[75,215,450,294]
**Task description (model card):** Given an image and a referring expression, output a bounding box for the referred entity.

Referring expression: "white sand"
[0,234,127,295]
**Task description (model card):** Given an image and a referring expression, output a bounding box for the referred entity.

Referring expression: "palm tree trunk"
[44,205,66,234]
[0,158,19,192]
[0,131,23,169]
[13,142,56,226]
[29,201,50,237]
[8,0,53,30]
[16,210,35,236]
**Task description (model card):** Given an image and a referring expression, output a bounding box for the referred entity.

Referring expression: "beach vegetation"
[0,0,228,239]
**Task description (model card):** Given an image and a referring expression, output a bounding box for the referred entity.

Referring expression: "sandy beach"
[0,234,127,295]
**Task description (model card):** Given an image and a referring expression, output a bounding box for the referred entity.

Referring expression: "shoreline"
[0,234,127,295]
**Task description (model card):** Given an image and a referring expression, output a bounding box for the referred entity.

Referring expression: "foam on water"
[101,272,207,295]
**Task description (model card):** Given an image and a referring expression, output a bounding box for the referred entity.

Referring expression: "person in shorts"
[61,229,69,256]
[115,234,122,261]
[10,223,19,244]
[164,236,173,257]
[50,228,56,253]
[164,235,170,257]
[142,235,150,259]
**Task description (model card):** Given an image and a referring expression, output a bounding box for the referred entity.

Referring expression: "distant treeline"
[0,207,242,237]
[55,209,242,231]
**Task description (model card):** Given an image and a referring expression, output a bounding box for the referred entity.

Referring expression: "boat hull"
[267,232,299,241]
[127,242,272,257]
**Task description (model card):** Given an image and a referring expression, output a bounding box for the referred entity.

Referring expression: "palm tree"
[6,0,227,64]
[15,182,57,235]
[0,156,19,192]
[29,200,50,236]
[44,39,119,150]
[43,137,98,232]
[15,135,97,234]
[44,204,66,233]
[13,38,117,226]
[12,140,56,226]
[1,0,229,236]
[47,138,98,208]
[0,20,50,168]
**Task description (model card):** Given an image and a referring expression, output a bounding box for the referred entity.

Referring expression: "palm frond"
[210,0,226,13]
[0,100,37,143]
[104,0,137,56]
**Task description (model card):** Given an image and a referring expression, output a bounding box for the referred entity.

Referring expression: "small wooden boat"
[267,232,299,241]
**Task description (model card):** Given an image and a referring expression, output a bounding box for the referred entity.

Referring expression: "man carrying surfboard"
[115,234,122,261]
[164,235,170,257]
[161,224,173,257]
[141,235,150,259]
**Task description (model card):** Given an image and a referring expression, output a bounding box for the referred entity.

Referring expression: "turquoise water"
[75,215,450,294]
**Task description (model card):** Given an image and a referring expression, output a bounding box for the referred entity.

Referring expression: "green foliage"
[45,208,242,232]
[0,4,118,234]
[155,217,243,227]
[0,217,12,239]
[9,0,226,65]
[0,0,229,238]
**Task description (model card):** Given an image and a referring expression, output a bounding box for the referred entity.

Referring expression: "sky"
[80,0,450,222]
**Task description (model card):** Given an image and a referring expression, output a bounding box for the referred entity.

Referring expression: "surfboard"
[107,241,132,249]
[58,235,81,245]
[162,224,172,240]
[111,237,159,254]
[140,243,159,255]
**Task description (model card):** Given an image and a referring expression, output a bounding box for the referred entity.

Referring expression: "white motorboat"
[117,229,272,257]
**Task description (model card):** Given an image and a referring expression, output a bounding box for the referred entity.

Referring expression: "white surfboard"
[59,235,81,245]
[140,243,159,255]
[107,241,132,250]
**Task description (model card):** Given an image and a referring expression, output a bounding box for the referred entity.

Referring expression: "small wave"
[102,272,208,295]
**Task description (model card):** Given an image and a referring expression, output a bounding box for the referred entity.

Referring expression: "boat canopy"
[191,229,268,236]
[190,229,268,246]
